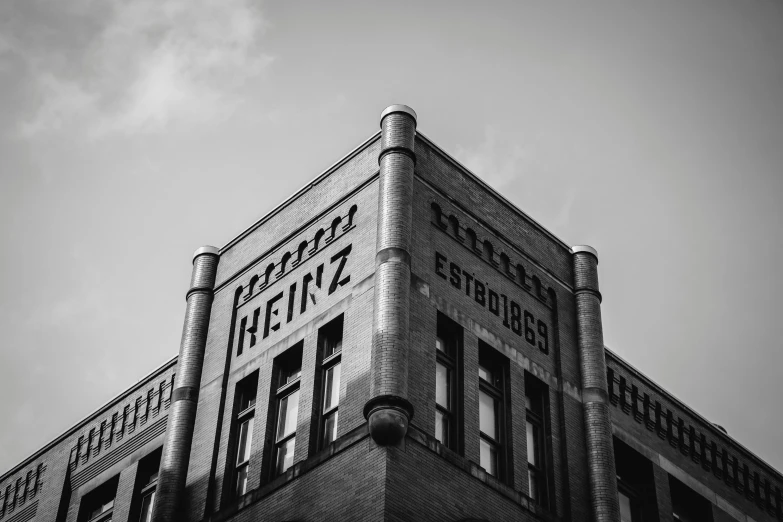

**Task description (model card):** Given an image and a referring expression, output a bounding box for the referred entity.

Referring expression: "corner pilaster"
[153,246,219,522]
[572,245,620,521]
[363,105,417,446]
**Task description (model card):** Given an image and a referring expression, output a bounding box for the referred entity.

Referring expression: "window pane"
[145,471,159,486]
[526,420,538,466]
[138,491,155,522]
[323,363,341,412]
[236,417,254,464]
[435,362,450,408]
[322,410,338,446]
[283,367,301,385]
[479,390,496,440]
[619,491,633,522]
[325,336,342,357]
[435,336,445,353]
[478,364,493,383]
[235,464,249,497]
[435,410,448,445]
[90,499,114,519]
[479,438,497,476]
[528,468,538,501]
[275,436,296,475]
[276,389,299,440]
[239,389,256,411]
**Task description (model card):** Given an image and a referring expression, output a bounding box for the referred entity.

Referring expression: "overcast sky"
[1,0,782,475]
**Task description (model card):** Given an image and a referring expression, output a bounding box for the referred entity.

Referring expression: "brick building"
[1,105,781,522]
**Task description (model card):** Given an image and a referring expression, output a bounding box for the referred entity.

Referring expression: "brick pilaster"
[152,246,219,522]
[573,245,620,521]
[363,105,417,446]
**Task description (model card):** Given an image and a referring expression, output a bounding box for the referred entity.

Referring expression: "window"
[78,475,119,522]
[614,437,657,522]
[618,487,640,522]
[317,316,343,449]
[478,342,509,482]
[435,313,463,453]
[270,344,302,478]
[132,448,161,522]
[525,373,550,506]
[231,372,258,498]
[670,475,714,522]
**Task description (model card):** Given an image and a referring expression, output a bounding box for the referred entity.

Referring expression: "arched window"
[500,253,510,274]
[466,228,479,253]
[345,205,358,229]
[483,240,496,265]
[246,275,259,300]
[430,202,447,230]
[448,215,463,242]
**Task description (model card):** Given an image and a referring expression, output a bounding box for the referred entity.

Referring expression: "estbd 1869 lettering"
[435,252,549,355]
[236,244,352,355]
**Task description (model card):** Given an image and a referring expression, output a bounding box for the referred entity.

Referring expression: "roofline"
[0,354,178,483]
[605,346,783,481]
[219,130,382,254]
[415,132,574,253]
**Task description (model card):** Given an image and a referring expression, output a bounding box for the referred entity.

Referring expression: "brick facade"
[2,106,781,522]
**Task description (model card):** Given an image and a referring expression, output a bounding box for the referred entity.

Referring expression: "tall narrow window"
[271,344,302,478]
[131,448,161,522]
[614,437,658,522]
[478,342,509,482]
[525,372,551,506]
[231,372,258,498]
[435,313,462,453]
[317,315,343,448]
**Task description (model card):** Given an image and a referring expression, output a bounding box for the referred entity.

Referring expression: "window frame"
[229,372,258,500]
[78,475,119,522]
[477,342,510,484]
[268,344,303,480]
[435,313,463,454]
[272,378,300,477]
[316,316,343,450]
[525,372,552,508]
[617,477,642,522]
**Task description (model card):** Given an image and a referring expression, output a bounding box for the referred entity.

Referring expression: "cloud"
[7,0,273,138]
[454,126,532,190]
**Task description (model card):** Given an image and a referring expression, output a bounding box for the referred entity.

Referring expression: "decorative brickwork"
[236,204,358,306]
[608,352,783,520]
[0,464,43,520]
[430,200,554,307]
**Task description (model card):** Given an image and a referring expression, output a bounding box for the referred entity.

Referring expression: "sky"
[1,0,782,475]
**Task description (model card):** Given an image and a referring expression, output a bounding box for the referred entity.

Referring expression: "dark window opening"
[230,372,258,499]
[435,313,463,455]
[614,438,659,522]
[478,342,510,484]
[525,372,552,507]
[78,475,119,522]
[670,475,714,522]
[129,447,161,522]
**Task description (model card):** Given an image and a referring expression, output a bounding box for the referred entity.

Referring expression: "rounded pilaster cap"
[571,245,598,259]
[380,105,417,127]
[193,245,219,263]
